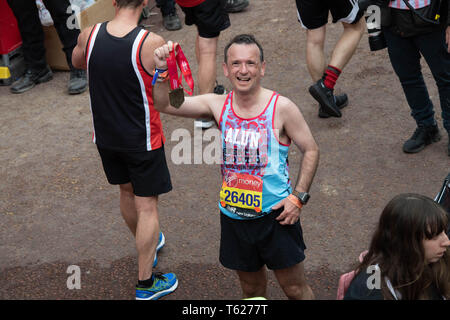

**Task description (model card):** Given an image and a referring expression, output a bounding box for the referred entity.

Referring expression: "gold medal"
[169,88,184,109]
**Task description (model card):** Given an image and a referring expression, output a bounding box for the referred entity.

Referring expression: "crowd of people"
[6,0,450,300]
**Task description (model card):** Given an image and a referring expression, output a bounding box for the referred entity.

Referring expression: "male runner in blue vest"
[153,34,319,299]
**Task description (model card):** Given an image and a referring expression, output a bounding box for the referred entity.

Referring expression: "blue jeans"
[383,26,450,134]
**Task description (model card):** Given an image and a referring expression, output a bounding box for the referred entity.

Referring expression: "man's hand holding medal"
[153,41,194,109]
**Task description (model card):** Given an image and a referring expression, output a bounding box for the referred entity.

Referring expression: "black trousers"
[156,0,176,16]
[6,0,80,71]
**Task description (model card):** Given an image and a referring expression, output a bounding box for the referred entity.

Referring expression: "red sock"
[323,65,341,90]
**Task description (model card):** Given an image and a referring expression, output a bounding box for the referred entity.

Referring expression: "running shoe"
[224,0,249,13]
[318,93,348,118]
[309,79,342,117]
[153,232,165,268]
[136,272,178,300]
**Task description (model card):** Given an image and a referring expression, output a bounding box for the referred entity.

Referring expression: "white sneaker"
[194,119,215,129]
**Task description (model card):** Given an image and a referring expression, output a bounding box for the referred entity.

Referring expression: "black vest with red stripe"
[86,22,165,152]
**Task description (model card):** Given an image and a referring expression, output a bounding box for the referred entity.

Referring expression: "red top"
[176,0,205,7]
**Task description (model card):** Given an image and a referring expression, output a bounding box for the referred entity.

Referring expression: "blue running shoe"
[153,232,165,268]
[136,272,178,300]
[157,232,165,251]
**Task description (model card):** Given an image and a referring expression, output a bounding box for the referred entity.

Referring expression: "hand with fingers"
[153,40,178,69]
[272,196,302,225]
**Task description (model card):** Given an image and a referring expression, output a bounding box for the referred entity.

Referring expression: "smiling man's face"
[223,43,265,94]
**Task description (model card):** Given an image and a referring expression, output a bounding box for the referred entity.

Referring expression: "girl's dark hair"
[115,0,143,8]
[224,34,264,63]
[356,193,450,299]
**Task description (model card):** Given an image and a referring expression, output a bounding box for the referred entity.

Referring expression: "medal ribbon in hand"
[166,44,194,95]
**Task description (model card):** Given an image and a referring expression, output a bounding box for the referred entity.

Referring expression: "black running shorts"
[97,145,172,197]
[296,0,362,29]
[179,0,230,38]
[219,208,307,272]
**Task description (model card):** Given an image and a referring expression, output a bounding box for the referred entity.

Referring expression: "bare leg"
[329,18,365,71]
[196,35,219,94]
[119,183,138,236]
[273,262,314,300]
[236,267,268,299]
[306,26,327,82]
[134,195,159,281]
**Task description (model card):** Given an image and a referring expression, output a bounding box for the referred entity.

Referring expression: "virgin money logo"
[225,172,238,187]
[238,178,261,189]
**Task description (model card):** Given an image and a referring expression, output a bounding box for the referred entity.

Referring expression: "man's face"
[223,43,265,94]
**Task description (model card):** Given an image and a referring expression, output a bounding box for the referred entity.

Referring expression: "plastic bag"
[36,0,54,26]
[70,0,96,11]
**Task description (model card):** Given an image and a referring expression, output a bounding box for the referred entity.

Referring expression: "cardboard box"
[43,0,115,71]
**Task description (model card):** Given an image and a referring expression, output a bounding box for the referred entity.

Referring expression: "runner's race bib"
[220,172,263,218]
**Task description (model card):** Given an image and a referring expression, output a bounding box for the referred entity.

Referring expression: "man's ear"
[260,60,266,77]
[222,61,229,78]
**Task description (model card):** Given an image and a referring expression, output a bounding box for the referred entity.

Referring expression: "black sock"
[138,274,154,287]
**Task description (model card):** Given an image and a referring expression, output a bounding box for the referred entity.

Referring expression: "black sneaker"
[213,82,227,95]
[163,12,182,31]
[68,69,87,95]
[309,79,342,118]
[318,93,348,118]
[402,124,441,154]
[10,66,53,94]
[224,0,249,13]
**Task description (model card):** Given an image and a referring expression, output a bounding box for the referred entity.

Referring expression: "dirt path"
[0,0,448,300]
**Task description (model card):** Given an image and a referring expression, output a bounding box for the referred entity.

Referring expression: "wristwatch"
[291,190,310,205]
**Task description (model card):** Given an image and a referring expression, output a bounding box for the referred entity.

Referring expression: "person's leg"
[43,0,87,94]
[305,24,349,118]
[384,27,441,153]
[133,195,177,300]
[196,35,219,95]
[305,26,327,82]
[385,29,436,127]
[236,267,267,298]
[119,183,138,236]
[273,262,314,300]
[156,0,182,31]
[129,148,176,299]
[7,0,53,93]
[416,28,450,143]
[7,0,47,71]
[134,195,159,281]
[156,0,174,15]
[328,18,365,71]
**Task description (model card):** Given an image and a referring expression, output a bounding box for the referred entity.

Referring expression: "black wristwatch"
[291,190,310,205]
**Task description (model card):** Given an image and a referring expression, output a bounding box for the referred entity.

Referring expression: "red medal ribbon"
[166,44,194,95]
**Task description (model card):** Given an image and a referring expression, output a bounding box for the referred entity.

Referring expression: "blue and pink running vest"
[218,91,292,220]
